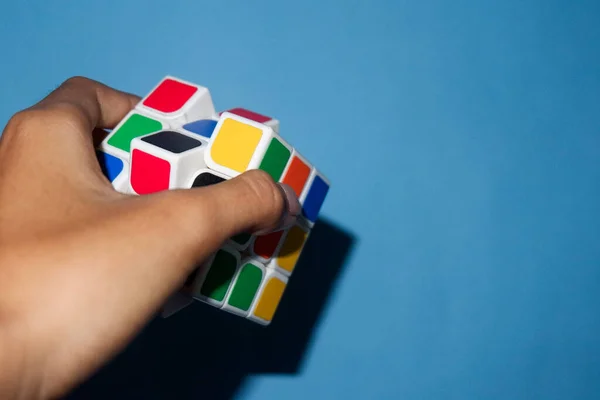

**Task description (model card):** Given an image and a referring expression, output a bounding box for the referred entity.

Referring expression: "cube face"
[104,112,165,156]
[130,149,171,194]
[182,119,218,139]
[281,151,311,198]
[143,78,199,114]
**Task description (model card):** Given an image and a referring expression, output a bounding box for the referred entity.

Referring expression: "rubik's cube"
[96,76,330,325]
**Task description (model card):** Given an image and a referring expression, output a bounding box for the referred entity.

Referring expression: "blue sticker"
[302,174,329,222]
[96,150,124,182]
[183,119,218,138]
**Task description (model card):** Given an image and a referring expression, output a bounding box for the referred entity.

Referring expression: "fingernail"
[279,183,301,218]
[277,183,301,231]
[255,183,301,236]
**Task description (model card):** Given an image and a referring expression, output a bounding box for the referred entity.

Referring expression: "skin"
[0,76,301,399]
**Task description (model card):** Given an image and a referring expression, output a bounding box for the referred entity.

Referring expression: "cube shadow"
[65,217,357,400]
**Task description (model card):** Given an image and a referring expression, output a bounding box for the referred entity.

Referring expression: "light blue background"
[2,0,600,399]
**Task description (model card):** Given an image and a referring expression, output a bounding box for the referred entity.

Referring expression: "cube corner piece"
[204,112,277,178]
[137,75,217,125]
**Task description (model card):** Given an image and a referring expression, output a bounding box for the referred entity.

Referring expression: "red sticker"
[225,108,271,123]
[131,149,171,194]
[253,230,285,259]
[143,78,198,114]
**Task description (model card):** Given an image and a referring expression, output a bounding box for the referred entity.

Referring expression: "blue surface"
[182,119,218,138]
[2,1,600,399]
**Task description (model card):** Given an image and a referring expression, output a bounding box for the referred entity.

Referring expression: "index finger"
[34,76,141,132]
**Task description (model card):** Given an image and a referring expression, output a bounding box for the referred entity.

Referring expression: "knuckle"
[3,105,85,140]
[61,75,92,88]
[3,109,45,135]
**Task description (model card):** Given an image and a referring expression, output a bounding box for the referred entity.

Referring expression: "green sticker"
[228,263,263,311]
[200,249,237,301]
[231,232,252,246]
[107,113,163,153]
[258,138,291,181]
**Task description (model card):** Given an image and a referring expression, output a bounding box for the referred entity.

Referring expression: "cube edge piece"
[99,109,168,161]
[221,257,266,318]
[190,244,241,309]
[279,148,312,200]
[298,166,331,227]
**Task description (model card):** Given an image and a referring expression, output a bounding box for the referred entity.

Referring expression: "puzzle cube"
[95,76,330,325]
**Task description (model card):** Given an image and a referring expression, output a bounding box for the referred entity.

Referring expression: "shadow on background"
[66,217,357,399]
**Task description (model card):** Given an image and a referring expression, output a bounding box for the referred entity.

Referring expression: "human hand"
[0,77,300,399]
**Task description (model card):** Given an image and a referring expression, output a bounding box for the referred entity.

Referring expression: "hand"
[0,77,300,399]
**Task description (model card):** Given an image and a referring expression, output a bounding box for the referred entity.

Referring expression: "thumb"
[133,169,301,264]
